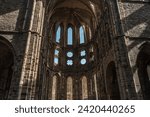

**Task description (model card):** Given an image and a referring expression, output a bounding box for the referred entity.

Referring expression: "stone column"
[18,0,45,99]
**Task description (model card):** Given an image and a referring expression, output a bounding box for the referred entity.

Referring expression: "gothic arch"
[66,76,73,100]
[105,61,121,100]
[67,24,74,45]
[0,36,14,99]
[137,42,150,99]
[51,74,60,100]
[81,76,88,100]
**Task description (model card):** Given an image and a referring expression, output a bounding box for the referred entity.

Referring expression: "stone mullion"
[76,26,80,46]
[74,26,77,47]
[75,77,79,100]
[62,75,66,100]
[61,23,67,69]
[63,23,67,47]
[74,77,77,100]
[79,77,82,100]
[59,24,64,68]
[87,75,91,100]
[85,25,89,42]
[96,70,101,99]
[75,27,79,66]
[48,75,53,100]
[89,75,95,99]
[64,77,67,100]
[92,75,96,100]
[86,47,90,64]
[94,73,98,100]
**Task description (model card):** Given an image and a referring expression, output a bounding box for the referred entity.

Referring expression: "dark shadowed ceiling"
[46,0,102,30]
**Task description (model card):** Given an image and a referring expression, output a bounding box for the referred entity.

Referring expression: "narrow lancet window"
[82,76,88,99]
[67,77,73,100]
[52,76,57,100]
[67,27,73,45]
[80,26,85,44]
[56,26,61,43]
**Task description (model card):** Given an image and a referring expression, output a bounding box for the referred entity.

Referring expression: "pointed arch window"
[52,75,57,100]
[67,77,73,100]
[80,26,85,44]
[56,26,61,43]
[67,27,73,45]
[82,76,88,99]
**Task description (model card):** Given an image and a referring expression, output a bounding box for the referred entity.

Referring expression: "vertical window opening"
[80,26,85,44]
[82,76,88,99]
[67,77,73,100]
[54,49,59,66]
[67,27,73,45]
[52,76,57,100]
[56,26,61,43]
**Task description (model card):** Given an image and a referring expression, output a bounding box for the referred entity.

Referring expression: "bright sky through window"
[56,26,61,43]
[54,58,58,64]
[67,60,73,65]
[81,50,86,56]
[81,58,86,65]
[80,26,85,44]
[55,50,59,56]
[67,27,73,45]
[67,52,73,57]
[54,50,59,65]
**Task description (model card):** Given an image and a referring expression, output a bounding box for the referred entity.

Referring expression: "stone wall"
[118,1,150,38]
[118,1,150,99]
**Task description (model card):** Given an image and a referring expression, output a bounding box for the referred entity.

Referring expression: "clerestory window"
[80,26,85,44]
[56,26,61,43]
[67,27,73,45]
